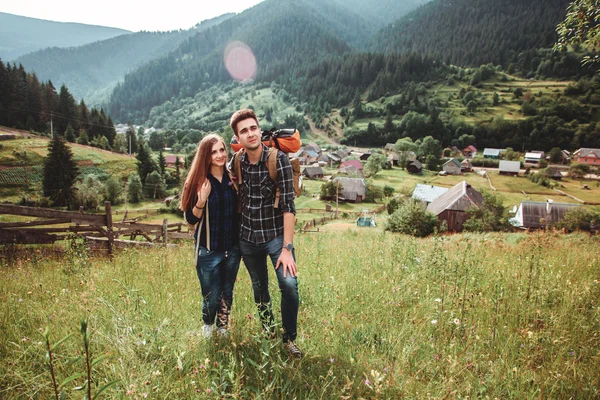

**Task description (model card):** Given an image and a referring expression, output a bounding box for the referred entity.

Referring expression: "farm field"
[1,231,598,398]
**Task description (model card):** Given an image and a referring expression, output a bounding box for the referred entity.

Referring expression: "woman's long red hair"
[179,133,225,211]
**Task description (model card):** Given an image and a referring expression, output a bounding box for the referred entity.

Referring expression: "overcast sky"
[1,0,265,32]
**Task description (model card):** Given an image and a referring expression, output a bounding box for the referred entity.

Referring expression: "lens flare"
[224,41,257,82]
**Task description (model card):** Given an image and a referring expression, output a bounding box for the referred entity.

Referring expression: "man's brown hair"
[230,108,258,136]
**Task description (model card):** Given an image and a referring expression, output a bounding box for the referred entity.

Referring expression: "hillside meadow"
[1,230,599,398]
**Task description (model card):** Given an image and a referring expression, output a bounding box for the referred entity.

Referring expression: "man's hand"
[276,249,297,278]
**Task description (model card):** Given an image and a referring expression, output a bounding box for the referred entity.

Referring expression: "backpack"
[230,128,302,153]
[229,146,302,209]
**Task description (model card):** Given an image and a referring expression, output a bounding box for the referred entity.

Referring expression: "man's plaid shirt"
[239,144,296,244]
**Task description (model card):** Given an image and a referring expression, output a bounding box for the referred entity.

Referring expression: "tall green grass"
[1,231,599,398]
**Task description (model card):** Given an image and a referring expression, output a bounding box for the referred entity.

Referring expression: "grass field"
[1,230,598,398]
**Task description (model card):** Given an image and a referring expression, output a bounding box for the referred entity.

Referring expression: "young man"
[229,109,302,359]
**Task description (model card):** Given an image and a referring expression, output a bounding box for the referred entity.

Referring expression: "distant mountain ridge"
[14,13,235,105]
[369,0,571,68]
[0,12,130,61]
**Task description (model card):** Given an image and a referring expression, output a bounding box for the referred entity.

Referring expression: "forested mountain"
[0,60,117,147]
[107,0,357,123]
[0,12,129,61]
[370,0,571,70]
[332,0,431,28]
[15,14,234,105]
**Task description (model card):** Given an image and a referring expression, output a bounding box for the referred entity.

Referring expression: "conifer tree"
[43,136,78,208]
[136,144,157,184]
[158,149,166,178]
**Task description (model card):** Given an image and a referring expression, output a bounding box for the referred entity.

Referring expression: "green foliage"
[364,153,389,177]
[387,197,401,214]
[528,171,553,187]
[383,185,394,197]
[105,177,123,205]
[43,136,78,208]
[463,190,511,232]
[73,175,103,210]
[143,171,167,199]
[386,198,438,237]
[555,0,600,68]
[136,144,157,184]
[555,207,600,232]
[127,173,143,203]
[569,163,591,179]
[364,183,384,202]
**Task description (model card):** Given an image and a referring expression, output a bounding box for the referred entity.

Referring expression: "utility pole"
[50,112,53,138]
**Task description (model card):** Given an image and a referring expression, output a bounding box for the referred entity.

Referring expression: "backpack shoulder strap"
[266,147,281,209]
[232,149,245,189]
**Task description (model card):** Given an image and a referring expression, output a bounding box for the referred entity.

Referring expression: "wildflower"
[365,378,371,387]
[329,357,334,363]
[434,354,439,360]
[431,319,438,325]
[434,298,441,303]
[453,318,460,326]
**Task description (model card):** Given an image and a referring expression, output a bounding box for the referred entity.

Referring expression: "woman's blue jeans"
[239,236,299,342]
[195,246,241,327]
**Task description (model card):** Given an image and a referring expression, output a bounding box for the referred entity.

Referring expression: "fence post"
[162,219,168,245]
[104,201,113,255]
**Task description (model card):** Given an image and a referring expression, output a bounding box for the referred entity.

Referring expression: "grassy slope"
[1,231,598,398]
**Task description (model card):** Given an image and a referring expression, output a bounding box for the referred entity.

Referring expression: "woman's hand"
[197,179,211,207]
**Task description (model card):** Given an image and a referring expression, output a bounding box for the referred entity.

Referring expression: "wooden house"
[462,145,478,158]
[165,155,184,168]
[407,160,423,174]
[442,158,462,175]
[332,177,367,203]
[483,148,502,159]
[461,158,473,172]
[302,166,324,179]
[524,152,543,166]
[426,181,484,232]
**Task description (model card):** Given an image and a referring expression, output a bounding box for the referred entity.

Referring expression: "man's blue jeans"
[240,236,299,342]
[195,246,241,327]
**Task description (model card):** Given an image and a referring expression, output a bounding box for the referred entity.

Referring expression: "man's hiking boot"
[202,324,214,339]
[284,341,303,359]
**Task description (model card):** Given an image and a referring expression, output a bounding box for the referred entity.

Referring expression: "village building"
[339,160,363,172]
[412,184,449,205]
[384,143,396,153]
[461,158,473,172]
[462,145,477,158]
[301,149,319,164]
[524,152,543,166]
[305,143,321,154]
[483,148,502,159]
[165,155,183,168]
[359,152,372,161]
[302,166,324,179]
[545,167,563,180]
[499,160,520,176]
[332,177,367,203]
[510,201,581,229]
[407,160,423,174]
[426,181,484,232]
[573,148,600,165]
[442,158,462,175]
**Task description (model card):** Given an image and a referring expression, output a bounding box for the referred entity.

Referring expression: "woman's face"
[210,140,227,168]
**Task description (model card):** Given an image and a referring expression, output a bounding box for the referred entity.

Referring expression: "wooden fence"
[0,202,189,254]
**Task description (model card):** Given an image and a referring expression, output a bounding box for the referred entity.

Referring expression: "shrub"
[463,190,511,232]
[385,199,438,237]
[556,207,600,232]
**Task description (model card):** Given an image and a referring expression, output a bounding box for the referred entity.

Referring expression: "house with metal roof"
[510,201,581,229]
[573,148,600,166]
[426,181,484,232]
[442,158,462,175]
[499,160,520,176]
[461,158,473,172]
[412,184,449,205]
[525,152,543,165]
[462,145,478,158]
[483,148,502,159]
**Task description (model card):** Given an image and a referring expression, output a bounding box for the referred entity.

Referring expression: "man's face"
[236,118,261,151]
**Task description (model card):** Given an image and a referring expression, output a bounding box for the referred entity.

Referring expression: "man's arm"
[275,153,297,277]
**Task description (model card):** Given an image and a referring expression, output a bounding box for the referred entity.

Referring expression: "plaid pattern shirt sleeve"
[239,145,295,244]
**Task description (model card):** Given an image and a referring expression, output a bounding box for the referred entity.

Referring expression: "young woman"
[180,133,241,337]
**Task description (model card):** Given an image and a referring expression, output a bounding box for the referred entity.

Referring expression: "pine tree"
[136,144,157,184]
[43,136,78,208]
[158,149,166,178]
